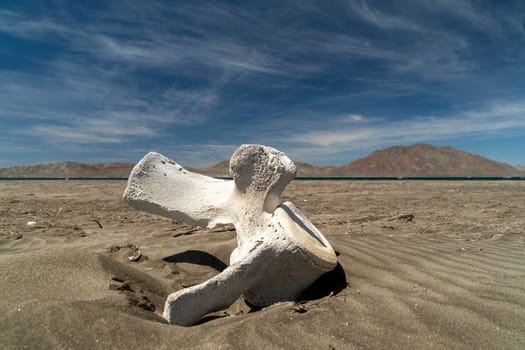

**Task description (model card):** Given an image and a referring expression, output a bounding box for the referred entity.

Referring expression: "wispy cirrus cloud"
[0,57,219,145]
[345,1,423,32]
[165,144,240,168]
[0,5,310,78]
[0,9,73,38]
[87,34,287,76]
[1,1,525,167]
[24,118,157,144]
[1,1,321,153]
[287,100,525,150]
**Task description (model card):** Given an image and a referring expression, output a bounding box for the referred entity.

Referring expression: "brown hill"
[342,144,524,177]
[1,144,522,178]
[0,162,134,178]
[190,161,230,177]
[295,162,344,177]
[193,144,524,177]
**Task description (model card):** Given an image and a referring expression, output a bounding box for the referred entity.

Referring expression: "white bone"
[124,144,337,326]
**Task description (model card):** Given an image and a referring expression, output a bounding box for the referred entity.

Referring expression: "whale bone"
[123,144,337,326]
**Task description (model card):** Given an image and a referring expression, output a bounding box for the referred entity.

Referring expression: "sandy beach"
[1,180,524,349]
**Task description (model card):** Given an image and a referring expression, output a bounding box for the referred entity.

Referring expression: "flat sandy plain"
[1,180,524,349]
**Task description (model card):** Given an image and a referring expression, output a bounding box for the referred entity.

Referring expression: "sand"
[1,180,524,349]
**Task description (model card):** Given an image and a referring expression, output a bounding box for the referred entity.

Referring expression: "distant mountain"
[197,144,524,177]
[190,161,230,177]
[341,144,524,177]
[0,162,134,178]
[1,144,523,178]
[294,162,344,177]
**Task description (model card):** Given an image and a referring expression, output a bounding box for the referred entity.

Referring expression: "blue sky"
[1,0,525,167]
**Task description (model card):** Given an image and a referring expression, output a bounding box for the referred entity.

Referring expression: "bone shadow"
[163,250,228,272]
[297,262,347,301]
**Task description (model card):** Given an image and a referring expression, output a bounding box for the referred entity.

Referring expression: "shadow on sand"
[163,250,228,272]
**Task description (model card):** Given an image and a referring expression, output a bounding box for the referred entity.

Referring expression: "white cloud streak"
[0,10,73,38]
[0,59,220,145]
[345,1,423,32]
[1,0,502,84]
[289,101,525,149]
[167,144,239,168]
[1,1,525,166]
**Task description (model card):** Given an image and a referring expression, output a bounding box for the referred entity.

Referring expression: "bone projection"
[123,144,337,326]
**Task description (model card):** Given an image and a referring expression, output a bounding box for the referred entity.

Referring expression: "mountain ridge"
[1,144,523,178]
[340,144,522,177]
